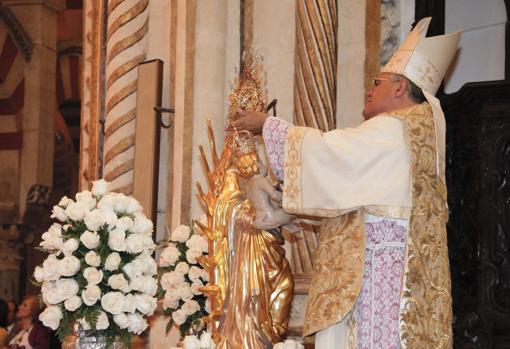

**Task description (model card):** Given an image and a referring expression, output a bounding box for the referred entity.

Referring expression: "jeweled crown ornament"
[227,51,267,124]
[381,17,462,95]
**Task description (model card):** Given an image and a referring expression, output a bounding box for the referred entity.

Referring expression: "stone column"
[2,0,64,218]
[294,0,338,131]
[103,0,150,195]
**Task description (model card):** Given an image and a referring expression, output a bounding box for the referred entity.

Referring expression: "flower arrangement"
[158,222,210,337]
[35,179,158,345]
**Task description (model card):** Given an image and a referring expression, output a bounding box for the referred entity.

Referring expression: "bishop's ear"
[394,78,408,98]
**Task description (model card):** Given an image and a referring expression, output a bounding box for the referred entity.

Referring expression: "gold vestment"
[282,102,452,348]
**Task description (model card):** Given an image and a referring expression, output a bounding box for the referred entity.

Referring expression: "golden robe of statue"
[196,128,294,349]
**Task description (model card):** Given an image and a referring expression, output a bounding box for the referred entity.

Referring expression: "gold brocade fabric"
[302,210,365,336]
[392,103,452,349]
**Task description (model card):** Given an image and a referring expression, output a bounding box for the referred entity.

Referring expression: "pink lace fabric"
[262,117,293,181]
[357,217,406,349]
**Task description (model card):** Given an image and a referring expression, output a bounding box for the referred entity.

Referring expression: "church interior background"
[0,0,508,347]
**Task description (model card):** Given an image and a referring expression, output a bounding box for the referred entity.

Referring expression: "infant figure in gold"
[196,126,294,349]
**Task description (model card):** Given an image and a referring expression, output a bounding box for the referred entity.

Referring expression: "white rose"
[34,266,45,283]
[188,266,203,283]
[141,235,156,252]
[91,179,109,197]
[142,277,158,296]
[83,267,103,285]
[58,196,74,208]
[176,283,193,302]
[51,205,68,222]
[201,269,210,282]
[42,255,60,281]
[134,294,157,315]
[175,262,190,275]
[101,292,124,314]
[125,234,144,254]
[170,225,190,243]
[205,298,211,313]
[136,253,157,275]
[123,262,142,279]
[114,193,129,213]
[80,230,100,249]
[63,238,79,256]
[185,249,202,265]
[107,274,130,292]
[159,244,180,267]
[191,280,203,295]
[40,223,64,251]
[171,309,187,326]
[100,207,118,230]
[130,213,153,235]
[127,313,148,335]
[56,278,79,301]
[123,294,137,313]
[163,290,180,310]
[105,252,121,271]
[41,281,60,305]
[97,193,116,211]
[108,228,126,252]
[84,209,105,231]
[113,313,131,329]
[161,271,185,290]
[95,311,109,330]
[130,276,157,296]
[181,299,200,316]
[125,197,143,215]
[39,305,63,330]
[85,251,101,267]
[59,255,81,277]
[186,234,209,253]
[64,295,82,311]
[116,216,133,231]
[75,190,96,210]
[65,201,90,221]
[82,285,101,306]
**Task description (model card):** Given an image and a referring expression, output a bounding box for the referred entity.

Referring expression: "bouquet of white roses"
[35,179,158,345]
[158,223,210,337]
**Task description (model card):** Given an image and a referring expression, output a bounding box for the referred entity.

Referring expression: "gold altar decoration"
[195,53,293,348]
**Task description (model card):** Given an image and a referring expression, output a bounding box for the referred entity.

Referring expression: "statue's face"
[235,153,259,178]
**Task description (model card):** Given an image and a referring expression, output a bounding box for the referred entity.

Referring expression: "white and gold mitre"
[381,17,462,95]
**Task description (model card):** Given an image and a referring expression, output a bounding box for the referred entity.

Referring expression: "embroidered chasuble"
[263,102,452,348]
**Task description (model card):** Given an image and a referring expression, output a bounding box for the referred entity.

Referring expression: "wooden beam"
[133,60,163,224]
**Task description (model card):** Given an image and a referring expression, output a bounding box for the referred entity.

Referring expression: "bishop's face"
[362,72,401,120]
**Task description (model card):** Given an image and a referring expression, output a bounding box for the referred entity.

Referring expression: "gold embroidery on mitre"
[391,103,453,349]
